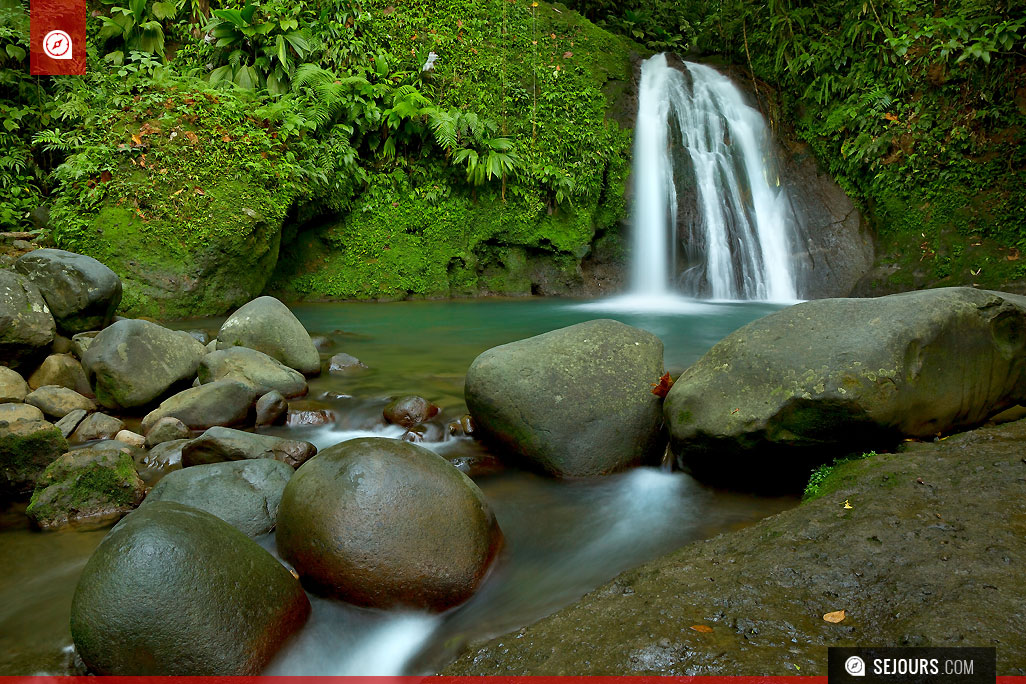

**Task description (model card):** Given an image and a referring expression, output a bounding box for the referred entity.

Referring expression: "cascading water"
[629,53,804,302]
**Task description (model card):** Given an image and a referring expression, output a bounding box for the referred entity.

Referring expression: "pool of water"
[0,296,795,675]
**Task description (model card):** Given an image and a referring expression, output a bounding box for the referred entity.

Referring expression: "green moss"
[802,450,878,502]
[26,449,141,526]
[0,427,68,491]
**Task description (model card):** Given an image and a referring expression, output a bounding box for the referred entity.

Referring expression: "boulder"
[0,270,55,368]
[182,426,316,469]
[24,385,96,419]
[0,366,29,403]
[465,319,666,477]
[141,380,258,433]
[82,320,206,410]
[383,395,439,428]
[144,459,293,536]
[328,353,366,372]
[665,287,1026,488]
[69,412,124,443]
[70,501,310,674]
[55,408,88,438]
[276,437,502,611]
[255,391,287,427]
[198,347,307,398]
[135,438,188,484]
[216,297,320,376]
[27,353,92,396]
[0,403,68,495]
[14,248,122,334]
[144,416,191,447]
[26,441,145,530]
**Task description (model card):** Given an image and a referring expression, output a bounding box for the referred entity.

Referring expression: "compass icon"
[43,30,73,60]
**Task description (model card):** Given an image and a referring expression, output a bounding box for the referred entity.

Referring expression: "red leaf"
[651,372,674,398]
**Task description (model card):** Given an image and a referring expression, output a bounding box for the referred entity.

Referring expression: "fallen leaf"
[131,133,142,145]
[690,625,713,633]
[823,610,846,623]
[550,32,556,39]
[100,170,112,183]
[185,131,199,144]
[563,51,573,58]
[222,134,232,142]
[194,187,205,195]
[843,499,853,509]
[172,188,184,196]
[651,372,674,398]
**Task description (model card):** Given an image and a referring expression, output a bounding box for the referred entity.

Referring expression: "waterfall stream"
[629,53,804,302]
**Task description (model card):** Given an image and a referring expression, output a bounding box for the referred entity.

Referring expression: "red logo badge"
[30,0,86,75]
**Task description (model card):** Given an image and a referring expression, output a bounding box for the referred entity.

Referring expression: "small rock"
[286,408,335,427]
[0,367,29,403]
[52,335,74,354]
[383,395,439,428]
[144,416,191,447]
[255,391,287,427]
[185,330,210,345]
[182,426,316,469]
[328,353,367,372]
[11,239,34,251]
[447,414,476,437]
[25,385,96,418]
[55,408,88,438]
[69,412,124,443]
[141,380,258,433]
[114,429,145,448]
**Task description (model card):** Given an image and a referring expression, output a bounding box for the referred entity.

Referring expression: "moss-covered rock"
[26,441,145,530]
[0,403,69,497]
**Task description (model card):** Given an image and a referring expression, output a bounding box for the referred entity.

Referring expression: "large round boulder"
[216,297,320,376]
[81,320,206,410]
[198,346,308,398]
[144,459,293,536]
[665,287,1026,489]
[70,501,310,674]
[0,270,55,369]
[277,437,502,611]
[14,248,122,334]
[465,319,666,477]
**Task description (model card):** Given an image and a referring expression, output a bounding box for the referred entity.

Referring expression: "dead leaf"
[100,170,112,183]
[690,625,714,633]
[185,131,199,144]
[823,610,846,623]
[563,51,573,58]
[194,187,205,195]
[222,134,232,142]
[651,372,674,398]
[172,188,184,196]
[131,133,142,146]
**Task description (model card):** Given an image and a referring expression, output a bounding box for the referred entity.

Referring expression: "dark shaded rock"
[0,403,68,495]
[665,287,1026,489]
[328,352,366,372]
[70,501,310,674]
[277,437,502,611]
[24,385,96,418]
[198,346,307,398]
[466,319,666,477]
[185,329,210,345]
[144,416,190,447]
[28,353,92,396]
[135,438,187,484]
[383,395,439,428]
[55,408,88,438]
[182,426,316,469]
[0,270,56,368]
[0,366,29,403]
[14,249,122,334]
[69,412,124,443]
[310,335,332,351]
[144,459,293,536]
[255,390,287,427]
[81,320,206,410]
[140,380,258,433]
[443,419,1026,676]
[52,334,74,354]
[216,296,320,376]
[26,441,145,530]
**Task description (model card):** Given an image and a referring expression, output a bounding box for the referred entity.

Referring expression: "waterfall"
[628,53,803,302]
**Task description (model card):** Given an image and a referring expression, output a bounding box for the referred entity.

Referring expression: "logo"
[42,30,73,60]
[845,655,866,677]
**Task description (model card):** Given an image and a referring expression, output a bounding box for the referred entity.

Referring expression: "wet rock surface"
[182,426,316,469]
[444,418,1026,675]
[383,395,439,428]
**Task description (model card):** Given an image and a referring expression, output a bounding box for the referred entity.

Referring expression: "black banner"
[829,647,996,683]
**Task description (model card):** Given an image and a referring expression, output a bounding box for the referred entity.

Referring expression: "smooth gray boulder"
[144,416,190,447]
[82,320,206,410]
[665,287,1026,488]
[465,319,666,477]
[181,426,316,469]
[0,367,29,403]
[28,353,92,396]
[277,437,502,610]
[255,391,287,427]
[0,270,55,368]
[24,385,96,418]
[70,501,310,674]
[216,296,320,376]
[198,347,307,398]
[69,412,124,443]
[144,459,293,536]
[0,403,68,495]
[55,408,88,438]
[140,380,257,433]
[14,248,122,334]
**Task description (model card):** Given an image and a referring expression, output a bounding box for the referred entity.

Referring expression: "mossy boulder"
[277,437,502,611]
[140,380,258,432]
[465,319,666,477]
[144,459,293,536]
[81,319,207,410]
[665,287,1026,489]
[26,441,145,530]
[70,501,310,674]
[0,403,68,497]
[13,248,122,334]
[198,346,308,398]
[216,296,321,376]
[0,270,56,369]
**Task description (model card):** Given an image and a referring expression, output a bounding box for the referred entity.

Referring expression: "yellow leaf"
[131,133,142,145]
[690,625,713,633]
[823,610,846,623]
[842,499,853,509]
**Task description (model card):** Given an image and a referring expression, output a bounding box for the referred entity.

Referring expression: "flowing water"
[0,298,797,675]
[630,54,805,302]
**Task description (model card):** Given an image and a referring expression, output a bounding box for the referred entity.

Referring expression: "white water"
[629,53,802,302]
